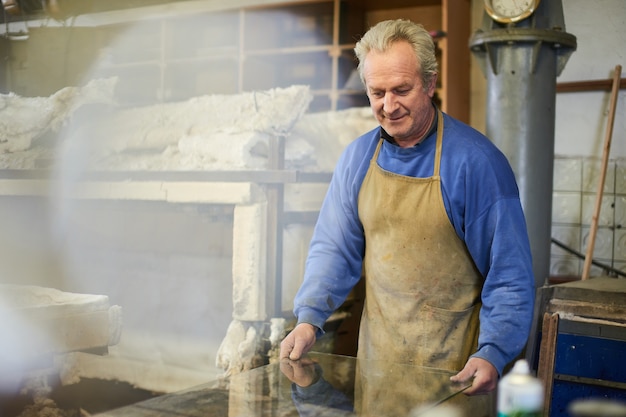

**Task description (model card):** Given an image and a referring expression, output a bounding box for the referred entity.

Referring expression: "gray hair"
[354,19,438,90]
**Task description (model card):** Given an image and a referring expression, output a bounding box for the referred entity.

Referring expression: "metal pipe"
[470,0,576,288]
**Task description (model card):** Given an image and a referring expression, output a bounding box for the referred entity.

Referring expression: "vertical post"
[267,135,285,317]
[330,0,340,111]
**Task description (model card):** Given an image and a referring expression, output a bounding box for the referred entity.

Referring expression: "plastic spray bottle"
[497,359,544,417]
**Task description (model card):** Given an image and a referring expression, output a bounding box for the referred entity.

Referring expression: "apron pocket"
[418,303,480,370]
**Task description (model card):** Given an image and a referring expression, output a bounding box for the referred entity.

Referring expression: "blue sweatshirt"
[293,112,535,376]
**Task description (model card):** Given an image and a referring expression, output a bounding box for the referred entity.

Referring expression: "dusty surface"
[0,79,376,172]
[1,377,158,417]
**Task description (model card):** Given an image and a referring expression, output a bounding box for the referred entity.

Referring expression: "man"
[280,19,535,396]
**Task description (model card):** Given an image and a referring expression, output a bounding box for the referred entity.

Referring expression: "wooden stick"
[557,78,626,93]
[581,65,622,280]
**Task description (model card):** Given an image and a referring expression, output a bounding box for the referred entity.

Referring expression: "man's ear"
[427,73,438,97]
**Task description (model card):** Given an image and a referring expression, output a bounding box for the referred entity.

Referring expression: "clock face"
[484,0,540,23]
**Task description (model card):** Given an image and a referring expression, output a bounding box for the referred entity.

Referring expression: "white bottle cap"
[512,359,530,375]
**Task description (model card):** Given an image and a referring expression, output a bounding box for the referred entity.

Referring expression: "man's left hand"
[450,357,498,395]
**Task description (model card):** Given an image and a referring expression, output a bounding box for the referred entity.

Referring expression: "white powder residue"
[177,131,271,170]
[0,82,377,173]
[288,106,378,172]
[70,85,313,157]
[74,104,376,172]
[0,284,110,316]
[0,285,122,375]
[0,78,117,154]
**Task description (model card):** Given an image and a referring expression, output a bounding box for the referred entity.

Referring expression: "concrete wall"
[555,0,626,158]
[470,0,626,158]
[469,0,626,280]
[549,0,626,278]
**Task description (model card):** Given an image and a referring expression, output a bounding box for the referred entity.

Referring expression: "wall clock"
[484,0,541,23]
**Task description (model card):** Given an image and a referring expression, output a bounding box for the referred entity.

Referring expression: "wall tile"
[613,228,626,261]
[614,195,626,228]
[582,158,615,194]
[550,255,580,277]
[581,226,614,261]
[615,160,626,194]
[553,157,582,192]
[581,193,615,227]
[611,261,626,278]
[579,260,611,278]
[550,157,624,278]
[552,192,581,224]
[551,224,582,256]
[587,261,611,278]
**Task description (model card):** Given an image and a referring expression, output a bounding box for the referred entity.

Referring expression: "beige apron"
[356,110,483,371]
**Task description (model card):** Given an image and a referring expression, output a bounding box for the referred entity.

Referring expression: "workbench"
[95,352,494,417]
[533,277,626,417]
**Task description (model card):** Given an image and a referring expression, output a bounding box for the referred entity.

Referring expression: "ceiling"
[360,0,441,10]
[0,0,188,23]
[0,0,445,24]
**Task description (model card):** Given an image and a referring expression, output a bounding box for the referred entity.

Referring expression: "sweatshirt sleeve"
[465,198,535,375]
[442,121,536,375]
[292,134,373,332]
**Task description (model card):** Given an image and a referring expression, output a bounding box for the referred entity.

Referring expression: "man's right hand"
[279,322,317,360]
[279,357,320,387]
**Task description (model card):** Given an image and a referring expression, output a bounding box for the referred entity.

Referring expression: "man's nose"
[383,93,399,113]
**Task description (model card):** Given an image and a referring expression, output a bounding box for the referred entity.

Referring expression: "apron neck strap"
[433,109,444,177]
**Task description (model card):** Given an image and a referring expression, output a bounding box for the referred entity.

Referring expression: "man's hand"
[279,323,317,360]
[280,357,320,387]
[450,357,498,395]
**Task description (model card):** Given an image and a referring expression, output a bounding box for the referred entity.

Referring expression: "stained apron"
[356,110,483,370]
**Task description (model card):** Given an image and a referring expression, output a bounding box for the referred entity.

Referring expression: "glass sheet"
[96,352,492,417]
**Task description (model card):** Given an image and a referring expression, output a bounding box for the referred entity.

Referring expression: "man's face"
[362,41,437,147]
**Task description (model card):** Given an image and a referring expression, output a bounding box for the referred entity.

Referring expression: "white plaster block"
[45,310,112,353]
[0,180,263,205]
[162,182,261,204]
[282,224,312,312]
[73,181,166,200]
[0,285,122,364]
[232,203,267,321]
[0,179,51,196]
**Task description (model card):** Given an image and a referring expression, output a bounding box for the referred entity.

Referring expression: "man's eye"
[370,92,384,98]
